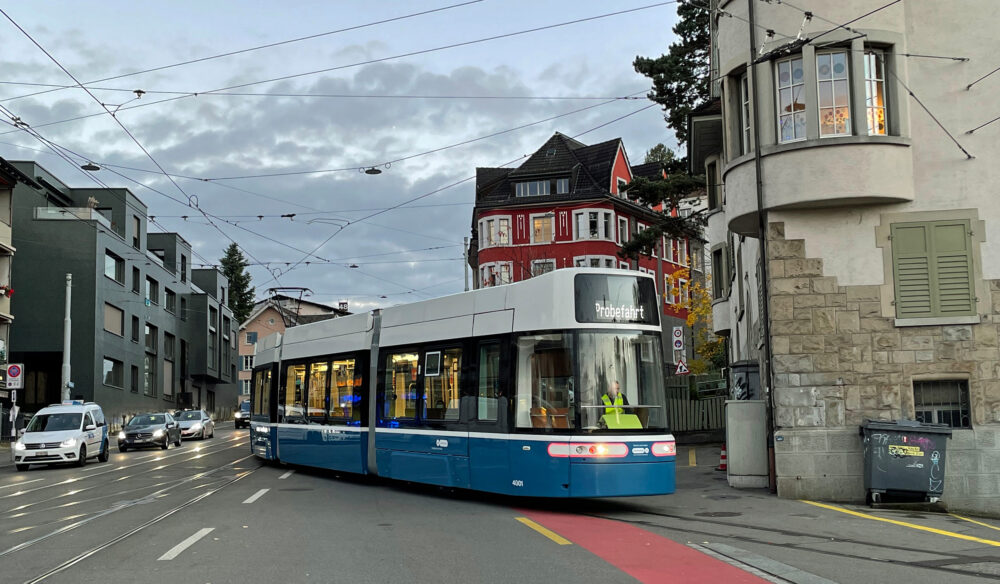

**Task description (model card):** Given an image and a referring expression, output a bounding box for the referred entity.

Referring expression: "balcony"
[724,137,913,236]
[34,207,112,229]
[712,298,731,336]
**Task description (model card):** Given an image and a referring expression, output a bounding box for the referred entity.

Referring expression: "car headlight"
[118,431,126,440]
[60,438,77,448]
[14,441,26,451]
[235,412,242,418]
[190,423,202,431]
[153,429,165,438]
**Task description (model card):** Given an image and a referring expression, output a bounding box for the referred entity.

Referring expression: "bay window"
[817,51,851,137]
[776,56,807,142]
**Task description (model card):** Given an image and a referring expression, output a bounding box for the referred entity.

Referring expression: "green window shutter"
[891,220,975,318]
[931,221,975,316]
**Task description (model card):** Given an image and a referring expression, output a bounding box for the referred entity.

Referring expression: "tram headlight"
[651,441,676,457]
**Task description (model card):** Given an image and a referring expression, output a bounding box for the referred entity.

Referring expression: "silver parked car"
[176,409,215,440]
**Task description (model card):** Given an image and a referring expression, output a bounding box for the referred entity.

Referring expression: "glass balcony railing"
[34,207,112,228]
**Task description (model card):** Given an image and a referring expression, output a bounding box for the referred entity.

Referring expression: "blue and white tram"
[249,268,676,497]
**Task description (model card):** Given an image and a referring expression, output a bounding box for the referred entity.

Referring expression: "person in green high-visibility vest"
[601,380,629,414]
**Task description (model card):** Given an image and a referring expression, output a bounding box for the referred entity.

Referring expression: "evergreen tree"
[643,143,685,174]
[632,0,710,147]
[621,0,710,260]
[220,243,255,324]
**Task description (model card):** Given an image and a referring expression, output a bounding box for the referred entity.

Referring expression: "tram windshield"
[514,331,667,432]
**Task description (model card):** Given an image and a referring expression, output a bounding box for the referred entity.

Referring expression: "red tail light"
[547,442,628,458]
[651,441,676,457]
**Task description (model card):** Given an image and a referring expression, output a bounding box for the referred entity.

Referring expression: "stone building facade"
[689,0,1000,515]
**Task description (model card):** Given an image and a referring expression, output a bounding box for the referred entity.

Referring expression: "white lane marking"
[0,479,44,491]
[278,470,294,480]
[157,527,215,561]
[242,488,269,504]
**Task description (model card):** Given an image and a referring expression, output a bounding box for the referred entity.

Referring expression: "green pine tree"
[220,243,255,324]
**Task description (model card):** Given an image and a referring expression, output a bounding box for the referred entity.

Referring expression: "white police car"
[12,401,110,471]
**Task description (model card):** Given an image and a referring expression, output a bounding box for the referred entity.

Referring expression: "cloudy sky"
[0,0,681,314]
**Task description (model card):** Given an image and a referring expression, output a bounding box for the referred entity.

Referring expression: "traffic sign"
[675,359,690,375]
[6,363,23,390]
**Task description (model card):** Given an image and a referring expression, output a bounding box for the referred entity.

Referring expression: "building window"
[574,210,613,241]
[145,323,158,353]
[711,246,729,300]
[573,255,616,268]
[103,303,124,336]
[480,262,512,287]
[165,289,176,314]
[913,380,970,428]
[131,365,139,393]
[864,50,887,135]
[104,251,124,284]
[243,355,255,370]
[556,178,569,194]
[131,316,139,342]
[618,217,629,243]
[144,353,156,396]
[164,333,175,361]
[817,51,851,137]
[678,239,689,266]
[246,331,258,344]
[531,259,555,277]
[666,239,677,263]
[479,216,511,248]
[180,255,187,282]
[776,56,806,142]
[617,177,629,196]
[496,218,509,245]
[163,358,173,398]
[890,219,975,319]
[132,215,141,248]
[145,277,159,305]
[531,214,553,243]
[181,298,187,320]
[241,379,252,395]
[103,357,124,388]
[739,73,751,154]
[209,307,218,369]
[222,317,232,374]
[515,180,550,197]
[707,162,721,211]
[132,267,141,294]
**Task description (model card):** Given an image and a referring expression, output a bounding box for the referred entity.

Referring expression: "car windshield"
[128,414,165,426]
[240,402,250,412]
[178,411,201,421]
[25,413,82,432]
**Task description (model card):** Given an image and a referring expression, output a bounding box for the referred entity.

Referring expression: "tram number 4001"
[511,479,524,488]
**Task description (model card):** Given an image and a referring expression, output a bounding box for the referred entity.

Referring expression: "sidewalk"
[653,444,1000,583]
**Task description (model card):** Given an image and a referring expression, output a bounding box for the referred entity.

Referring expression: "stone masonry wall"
[766,222,1000,516]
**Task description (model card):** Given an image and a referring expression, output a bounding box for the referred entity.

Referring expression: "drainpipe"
[61,273,72,402]
[748,0,777,492]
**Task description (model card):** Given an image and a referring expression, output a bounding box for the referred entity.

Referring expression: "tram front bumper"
[569,459,676,497]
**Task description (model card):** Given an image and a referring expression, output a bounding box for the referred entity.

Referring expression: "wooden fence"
[665,376,727,433]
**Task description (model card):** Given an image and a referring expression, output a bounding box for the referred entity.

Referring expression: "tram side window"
[283,364,307,423]
[515,334,574,429]
[383,352,419,423]
[424,348,462,421]
[478,343,501,421]
[330,358,360,423]
[253,369,271,420]
[308,361,329,424]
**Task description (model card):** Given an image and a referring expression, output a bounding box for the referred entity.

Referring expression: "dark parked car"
[118,412,182,451]
[234,401,251,429]
[177,409,215,440]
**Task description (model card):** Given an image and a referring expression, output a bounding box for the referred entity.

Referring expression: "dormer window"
[617,178,629,197]
[515,178,570,197]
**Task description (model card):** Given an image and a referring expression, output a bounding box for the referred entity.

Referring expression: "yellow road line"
[688,448,697,467]
[515,517,572,545]
[951,513,1000,533]
[802,501,1000,547]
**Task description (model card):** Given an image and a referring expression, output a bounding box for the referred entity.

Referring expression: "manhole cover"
[694,511,742,518]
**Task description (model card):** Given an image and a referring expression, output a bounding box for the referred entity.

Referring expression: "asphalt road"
[2,433,999,584]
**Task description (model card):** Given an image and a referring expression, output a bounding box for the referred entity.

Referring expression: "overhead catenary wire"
[0,3,677,138]
[967,65,1000,91]
[0,0,486,104]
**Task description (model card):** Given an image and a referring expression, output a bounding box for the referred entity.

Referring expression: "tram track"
[8,455,259,584]
[590,507,1000,582]
[0,434,246,500]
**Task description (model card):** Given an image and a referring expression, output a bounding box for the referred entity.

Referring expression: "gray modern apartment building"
[8,161,238,424]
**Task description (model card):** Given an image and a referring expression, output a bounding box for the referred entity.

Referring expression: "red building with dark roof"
[469,133,698,326]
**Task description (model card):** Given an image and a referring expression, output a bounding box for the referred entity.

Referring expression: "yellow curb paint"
[516,517,572,546]
[801,500,1000,547]
[950,513,1000,533]
[689,448,697,467]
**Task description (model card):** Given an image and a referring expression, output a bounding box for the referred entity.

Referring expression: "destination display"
[574,274,659,325]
